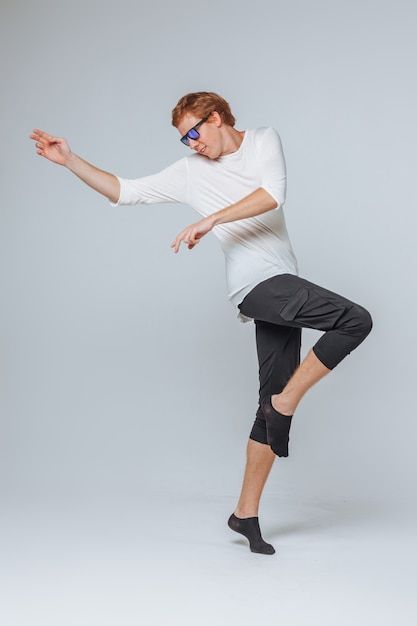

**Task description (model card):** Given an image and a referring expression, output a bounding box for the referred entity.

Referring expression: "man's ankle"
[234,507,258,519]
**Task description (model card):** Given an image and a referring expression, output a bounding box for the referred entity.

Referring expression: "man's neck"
[220,127,245,156]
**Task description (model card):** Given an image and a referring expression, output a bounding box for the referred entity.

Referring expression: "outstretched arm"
[171,187,278,253]
[30,129,120,204]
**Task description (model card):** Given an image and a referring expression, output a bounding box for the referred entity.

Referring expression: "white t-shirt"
[112,127,298,317]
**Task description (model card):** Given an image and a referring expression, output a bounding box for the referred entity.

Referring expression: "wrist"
[65,151,77,169]
[210,212,224,228]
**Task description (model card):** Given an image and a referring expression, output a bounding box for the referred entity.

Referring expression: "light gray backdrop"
[1,0,416,506]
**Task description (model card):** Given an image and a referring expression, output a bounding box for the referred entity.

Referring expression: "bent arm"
[30,129,120,203]
[210,187,277,227]
[171,187,277,253]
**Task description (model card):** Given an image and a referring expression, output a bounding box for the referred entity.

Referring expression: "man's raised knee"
[351,304,373,340]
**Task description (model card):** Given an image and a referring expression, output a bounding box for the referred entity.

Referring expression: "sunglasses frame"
[180,113,212,146]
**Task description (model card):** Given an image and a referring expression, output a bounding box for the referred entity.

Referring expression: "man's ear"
[210,111,223,127]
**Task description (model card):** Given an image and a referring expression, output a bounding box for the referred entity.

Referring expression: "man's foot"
[228,513,275,555]
[261,396,293,457]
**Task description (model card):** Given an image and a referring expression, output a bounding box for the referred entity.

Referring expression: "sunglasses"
[180,113,211,146]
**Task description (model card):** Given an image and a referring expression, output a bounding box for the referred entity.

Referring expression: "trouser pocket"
[279,287,309,321]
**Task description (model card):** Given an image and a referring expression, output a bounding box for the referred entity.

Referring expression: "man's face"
[176,112,222,159]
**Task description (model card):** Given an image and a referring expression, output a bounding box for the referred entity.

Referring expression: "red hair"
[172,92,236,127]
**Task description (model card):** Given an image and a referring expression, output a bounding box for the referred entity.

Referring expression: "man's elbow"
[260,187,280,211]
[266,197,279,212]
[108,179,121,204]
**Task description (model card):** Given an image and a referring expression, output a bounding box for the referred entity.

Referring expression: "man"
[30,92,372,555]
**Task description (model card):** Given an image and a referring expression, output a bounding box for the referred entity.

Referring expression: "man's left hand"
[171,216,215,253]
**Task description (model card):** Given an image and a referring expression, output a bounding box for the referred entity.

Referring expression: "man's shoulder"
[250,126,280,139]
[245,128,282,154]
[243,127,279,147]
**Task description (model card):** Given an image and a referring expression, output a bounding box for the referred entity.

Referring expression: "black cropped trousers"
[238,274,372,445]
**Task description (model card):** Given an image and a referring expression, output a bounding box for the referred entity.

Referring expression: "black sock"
[262,396,293,457]
[228,513,275,555]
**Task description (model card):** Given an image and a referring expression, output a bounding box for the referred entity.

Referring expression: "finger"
[171,236,182,254]
[190,232,202,244]
[173,228,191,250]
[34,141,48,155]
[30,132,51,151]
[171,224,199,252]
[171,228,187,246]
[30,134,43,146]
[32,129,53,141]
[184,227,196,244]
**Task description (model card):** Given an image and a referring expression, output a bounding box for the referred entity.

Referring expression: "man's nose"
[188,137,200,150]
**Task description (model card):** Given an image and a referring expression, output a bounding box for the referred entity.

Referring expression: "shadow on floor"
[266,498,389,539]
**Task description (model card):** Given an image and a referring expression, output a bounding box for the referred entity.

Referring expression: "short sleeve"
[110,158,189,206]
[257,128,287,208]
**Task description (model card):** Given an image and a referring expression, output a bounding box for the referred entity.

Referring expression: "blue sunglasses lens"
[181,127,201,146]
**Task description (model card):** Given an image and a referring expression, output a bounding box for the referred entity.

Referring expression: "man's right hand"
[30,129,71,166]
[29,129,120,203]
